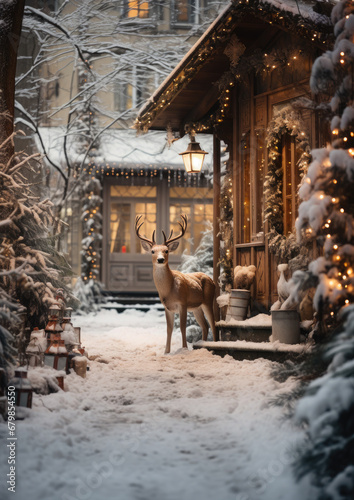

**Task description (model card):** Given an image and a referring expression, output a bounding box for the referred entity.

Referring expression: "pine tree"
[0,135,72,383]
[295,2,354,497]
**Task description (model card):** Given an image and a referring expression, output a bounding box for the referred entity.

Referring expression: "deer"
[135,214,218,354]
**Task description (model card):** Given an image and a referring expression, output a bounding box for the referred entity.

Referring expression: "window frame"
[171,0,198,27]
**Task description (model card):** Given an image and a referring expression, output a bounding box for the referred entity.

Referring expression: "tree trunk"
[0,0,26,163]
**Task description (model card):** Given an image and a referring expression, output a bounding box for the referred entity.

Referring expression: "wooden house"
[135,0,335,309]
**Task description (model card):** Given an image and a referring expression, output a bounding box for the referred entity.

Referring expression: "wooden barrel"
[226,289,250,321]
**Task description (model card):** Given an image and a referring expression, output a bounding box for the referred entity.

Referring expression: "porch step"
[102,297,164,313]
[193,340,312,363]
[218,324,272,343]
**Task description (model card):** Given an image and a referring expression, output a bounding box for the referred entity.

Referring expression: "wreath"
[264,105,311,267]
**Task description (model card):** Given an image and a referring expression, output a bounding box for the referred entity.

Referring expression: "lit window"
[124,0,149,18]
[169,186,213,255]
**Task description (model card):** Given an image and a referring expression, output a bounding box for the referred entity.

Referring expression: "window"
[110,186,156,254]
[169,186,213,255]
[114,67,148,111]
[282,134,302,235]
[123,0,149,18]
[172,0,196,25]
[240,132,251,243]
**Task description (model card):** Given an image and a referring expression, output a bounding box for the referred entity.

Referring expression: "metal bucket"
[271,310,300,344]
[226,289,250,321]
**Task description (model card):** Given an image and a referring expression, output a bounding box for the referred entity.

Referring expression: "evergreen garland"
[219,157,234,291]
[264,105,312,268]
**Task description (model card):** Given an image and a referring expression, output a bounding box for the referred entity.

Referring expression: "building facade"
[136,0,335,307]
[16,0,229,293]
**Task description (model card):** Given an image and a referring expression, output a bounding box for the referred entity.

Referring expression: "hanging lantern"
[179,135,208,173]
[9,369,33,408]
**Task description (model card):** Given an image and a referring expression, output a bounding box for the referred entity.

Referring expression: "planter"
[271,309,300,344]
[226,289,251,321]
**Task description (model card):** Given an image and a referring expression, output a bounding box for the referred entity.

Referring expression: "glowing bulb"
[332,197,337,203]
[340,59,345,64]
[345,299,349,304]
[340,208,345,213]
[340,51,345,56]
[320,194,324,199]
[327,234,331,239]
[343,137,348,141]
[333,244,338,250]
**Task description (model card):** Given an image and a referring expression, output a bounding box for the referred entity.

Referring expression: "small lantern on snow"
[179,135,208,173]
[9,369,33,408]
[45,339,69,372]
[45,303,63,334]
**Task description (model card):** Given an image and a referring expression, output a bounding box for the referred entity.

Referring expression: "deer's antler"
[162,214,187,246]
[135,215,156,247]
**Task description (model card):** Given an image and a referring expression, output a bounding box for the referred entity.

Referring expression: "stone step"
[193,340,312,362]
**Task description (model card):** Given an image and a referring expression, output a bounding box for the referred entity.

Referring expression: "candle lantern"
[9,369,33,408]
[45,340,69,372]
[63,306,73,319]
[26,328,47,367]
[179,135,208,173]
[45,303,63,334]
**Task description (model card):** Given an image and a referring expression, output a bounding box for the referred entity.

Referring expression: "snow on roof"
[36,127,214,172]
[137,0,334,125]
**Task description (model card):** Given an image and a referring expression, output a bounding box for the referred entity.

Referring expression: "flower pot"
[226,289,251,321]
[271,309,300,344]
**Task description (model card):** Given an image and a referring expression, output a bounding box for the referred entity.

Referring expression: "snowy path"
[1,308,312,500]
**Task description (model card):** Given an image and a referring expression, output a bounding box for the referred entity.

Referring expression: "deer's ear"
[141,241,152,252]
[168,241,179,252]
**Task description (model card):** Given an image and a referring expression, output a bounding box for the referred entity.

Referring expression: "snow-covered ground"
[1,307,315,500]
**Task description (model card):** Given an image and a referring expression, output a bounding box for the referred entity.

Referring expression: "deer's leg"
[179,305,188,349]
[202,303,218,342]
[193,307,209,341]
[165,309,174,354]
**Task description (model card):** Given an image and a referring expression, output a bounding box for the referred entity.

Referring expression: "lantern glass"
[44,355,55,368]
[19,392,30,407]
[57,356,68,371]
[179,136,208,173]
[49,304,61,319]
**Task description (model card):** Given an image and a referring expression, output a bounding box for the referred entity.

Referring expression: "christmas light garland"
[135,0,334,134]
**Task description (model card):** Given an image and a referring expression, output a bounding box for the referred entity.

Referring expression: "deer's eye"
[165,250,168,254]
[151,250,155,254]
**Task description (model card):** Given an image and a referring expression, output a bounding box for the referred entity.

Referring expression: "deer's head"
[135,214,187,266]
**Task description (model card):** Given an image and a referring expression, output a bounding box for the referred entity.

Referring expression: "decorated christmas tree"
[295,1,354,497]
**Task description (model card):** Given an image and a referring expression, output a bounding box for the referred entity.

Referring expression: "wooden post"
[213,134,221,330]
